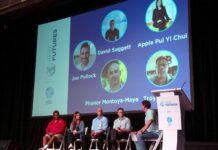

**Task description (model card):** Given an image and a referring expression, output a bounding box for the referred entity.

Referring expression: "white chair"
[72,127,88,150]
[117,127,133,150]
[51,127,67,150]
[89,127,110,150]
[144,131,163,150]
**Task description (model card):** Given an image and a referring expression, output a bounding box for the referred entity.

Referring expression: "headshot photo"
[101,10,127,42]
[146,50,179,86]
[145,0,177,32]
[73,40,96,71]
[101,60,127,93]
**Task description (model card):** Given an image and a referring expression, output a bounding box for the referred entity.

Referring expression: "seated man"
[133,100,159,150]
[40,110,66,150]
[110,107,131,150]
[82,107,108,150]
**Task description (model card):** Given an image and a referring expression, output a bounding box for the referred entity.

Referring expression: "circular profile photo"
[146,50,179,86]
[145,0,177,32]
[101,59,127,93]
[73,40,96,71]
[101,10,128,42]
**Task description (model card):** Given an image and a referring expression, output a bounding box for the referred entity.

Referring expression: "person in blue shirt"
[82,107,108,150]
[66,111,85,149]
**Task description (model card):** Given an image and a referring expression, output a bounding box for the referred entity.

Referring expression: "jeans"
[65,130,80,149]
[134,131,159,150]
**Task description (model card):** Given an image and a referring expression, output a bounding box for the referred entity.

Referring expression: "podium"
[151,88,193,150]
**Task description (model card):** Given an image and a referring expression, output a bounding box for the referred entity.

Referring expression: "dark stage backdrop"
[0,0,218,149]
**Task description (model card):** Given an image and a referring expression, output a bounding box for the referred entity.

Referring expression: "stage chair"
[49,127,67,150]
[144,130,163,150]
[117,126,133,150]
[89,127,110,150]
[72,127,88,150]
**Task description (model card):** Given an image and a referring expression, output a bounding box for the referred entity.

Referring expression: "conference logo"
[46,63,56,77]
[159,101,178,107]
[46,29,57,77]
[45,86,54,99]
[160,101,165,107]
[167,116,173,126]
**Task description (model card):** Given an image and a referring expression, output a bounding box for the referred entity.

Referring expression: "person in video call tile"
[40,110,66,150]
[106,61,124,93]
[81,107,108,150]
[105,19,120,41]
[76,42,91,71]
[133,100,159,150]
[152,0,171,31]
[110,108,131,150]
[149,56,174,86]
[66,111,85,150]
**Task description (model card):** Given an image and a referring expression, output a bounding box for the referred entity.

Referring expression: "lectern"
[151,88,193,150]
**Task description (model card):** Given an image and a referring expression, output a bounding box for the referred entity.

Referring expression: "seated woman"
[152,0,171,31]
[66,111,85,149]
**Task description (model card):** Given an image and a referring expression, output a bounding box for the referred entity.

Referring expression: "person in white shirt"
[110,108,131,150]
[76,42,91,71]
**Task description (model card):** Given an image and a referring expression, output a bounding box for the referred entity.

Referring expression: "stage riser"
[185,142,218,150]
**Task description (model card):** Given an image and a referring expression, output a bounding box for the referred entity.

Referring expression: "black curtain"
[0,0,218,149]
[184,0,218,142]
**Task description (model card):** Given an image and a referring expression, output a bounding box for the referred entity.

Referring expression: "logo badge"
[167,116,173,126]
[46,63,56,77]
[160,101,164,107]
[45,87,54,99]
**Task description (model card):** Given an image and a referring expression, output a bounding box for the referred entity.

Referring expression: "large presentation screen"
[32,0,192,116]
